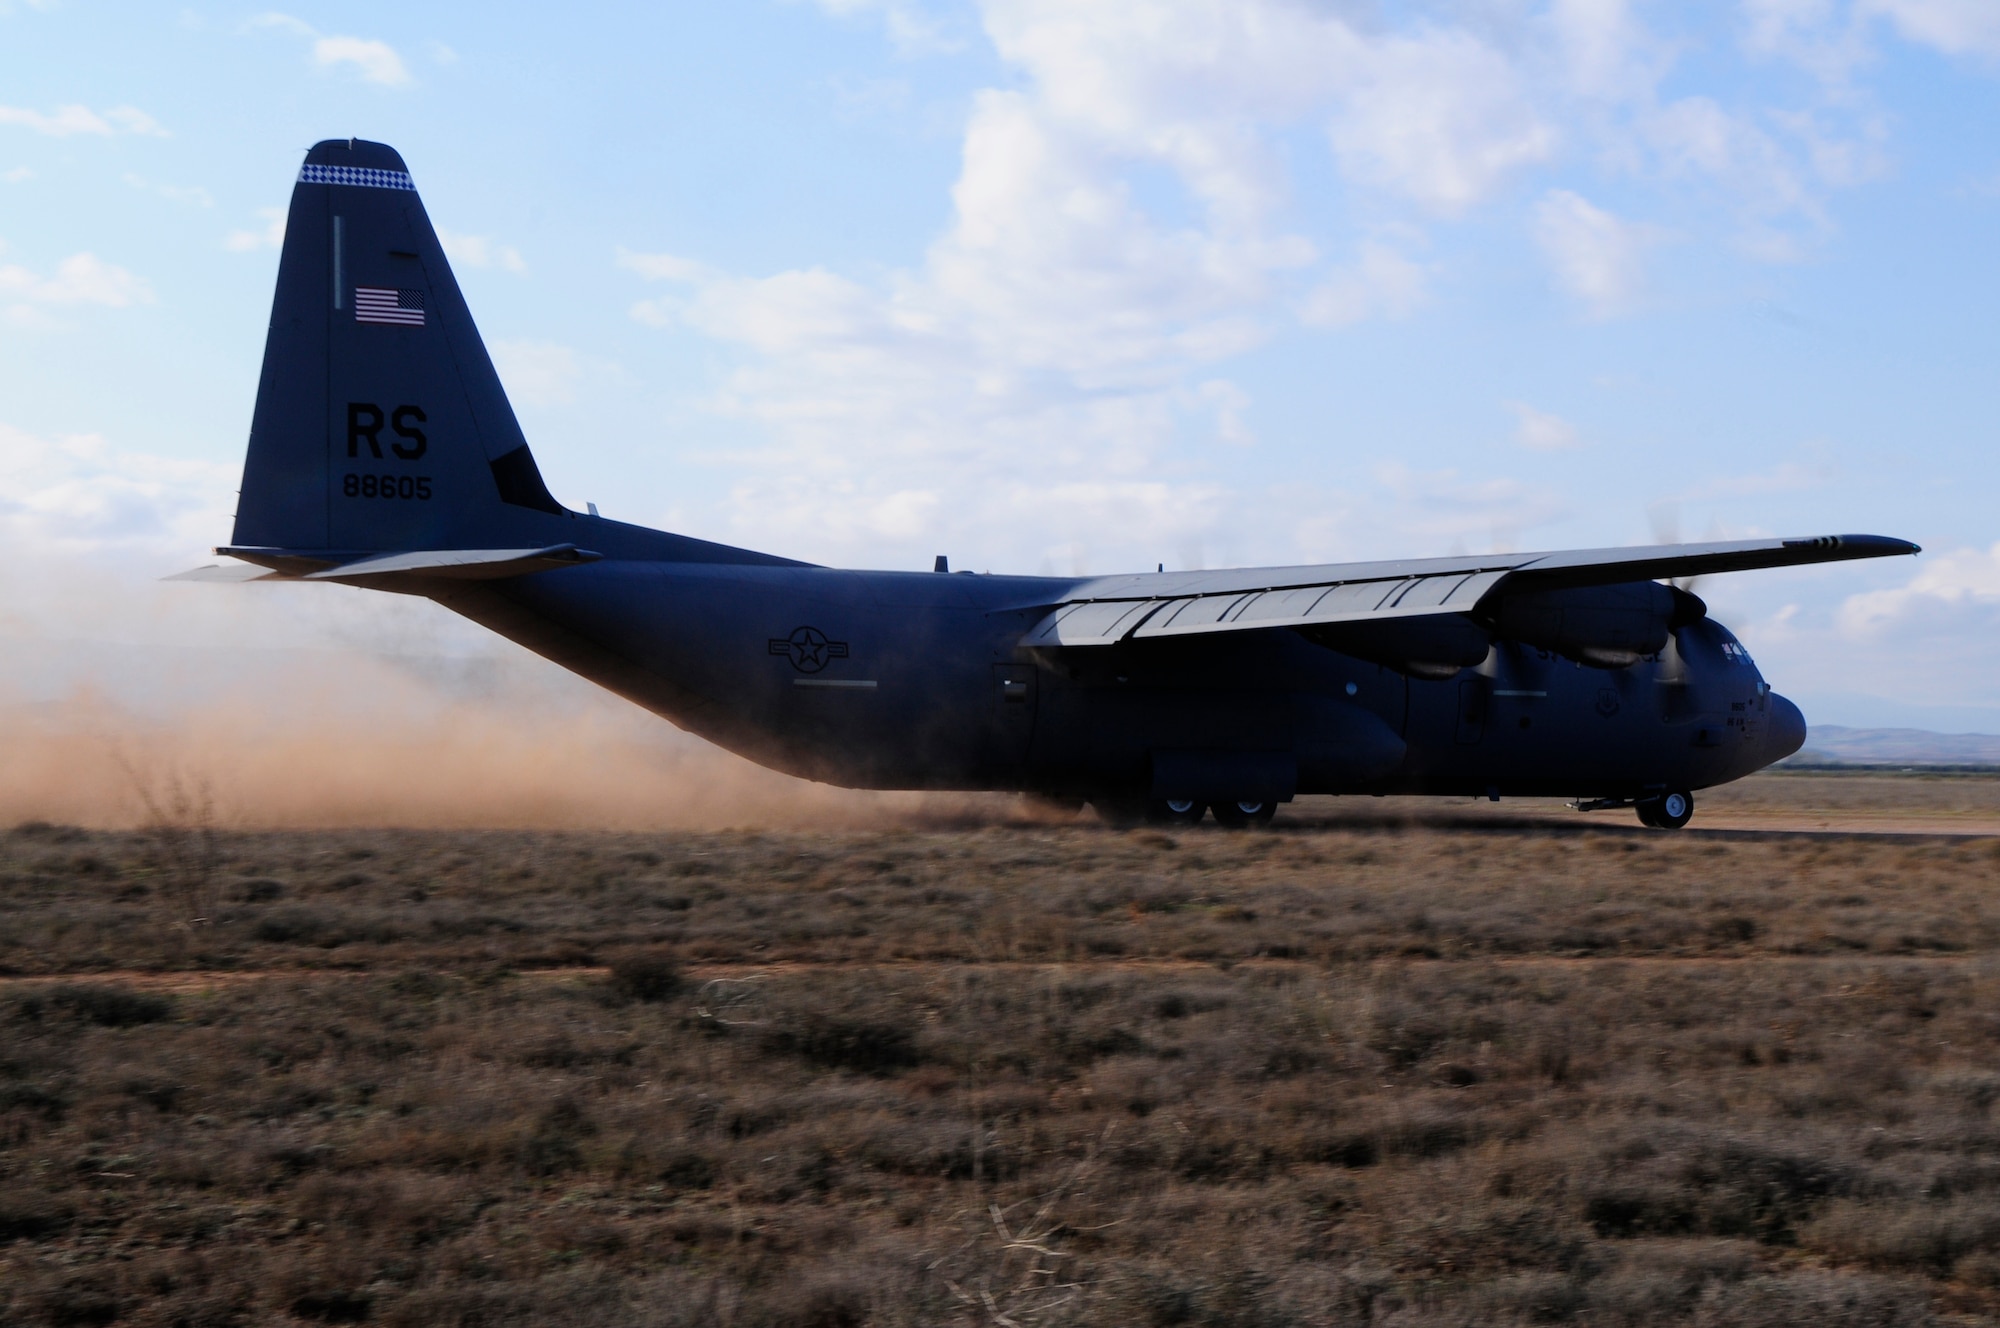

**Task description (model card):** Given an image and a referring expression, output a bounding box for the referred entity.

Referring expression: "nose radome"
[1767,692,1807,763]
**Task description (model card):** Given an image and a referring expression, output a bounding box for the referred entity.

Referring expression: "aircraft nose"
[1766,692,1807,763]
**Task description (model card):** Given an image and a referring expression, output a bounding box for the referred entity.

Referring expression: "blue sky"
[3,0,1999,732]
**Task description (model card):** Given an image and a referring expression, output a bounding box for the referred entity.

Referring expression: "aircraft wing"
[1021,533,1918,648]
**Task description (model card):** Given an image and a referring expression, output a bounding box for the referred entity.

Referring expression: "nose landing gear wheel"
[1636,790,1694,830]
[1146,798,1207,826]
[1211,799,1278,829]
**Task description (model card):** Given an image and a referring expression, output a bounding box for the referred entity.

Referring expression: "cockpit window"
[1720,640,1754,666]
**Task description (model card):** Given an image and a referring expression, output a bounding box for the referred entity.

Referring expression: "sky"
[3,0,1999,736]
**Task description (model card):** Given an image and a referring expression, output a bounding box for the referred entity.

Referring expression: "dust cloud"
[0,556,1021,832]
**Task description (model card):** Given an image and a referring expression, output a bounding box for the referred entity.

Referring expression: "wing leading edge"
[1021,534,1918,648]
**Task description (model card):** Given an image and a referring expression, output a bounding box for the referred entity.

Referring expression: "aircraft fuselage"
[457,559,1800,803]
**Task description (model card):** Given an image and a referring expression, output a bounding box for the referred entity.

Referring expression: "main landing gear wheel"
[1211,799,1278,829]
[1146,798,1207,827]
[1636,790,1694,830]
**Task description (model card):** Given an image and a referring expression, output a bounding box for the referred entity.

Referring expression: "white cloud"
[438,230,526,273]
[224,207,286,252]
[2,167,29,184]
[252,13,410,86]
[247,11,313,36]
[812,0,966,56]
[1775,106,1892,190]
[1860,0,2000,59]
[1299,241,1429,328]
[1629,89,1890,259]
[1533,188,1653,314]
[617,248,711,284]
[0,103,166,137]
[0,250,153,310]
[123,173,212,208]
[1193,379,1253,448]
[102,106,167,136]
[0,420,233,553]
[1742,0,1871,82]
[828,73,912,119]
[313,34,410,85]
[1666,459,1833,505]
[1841,543,2000,635]
[1644,96,1815,223]
[1549,0,1667,101]
[1327,29,1557,215]
[0,104,104,136]
[491,340,581,407]
[1508,402,1583,452]
[1371,462,1568,550]
[983,1,1564,222]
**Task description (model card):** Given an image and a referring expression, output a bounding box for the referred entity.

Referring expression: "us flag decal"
[355,287,425,326]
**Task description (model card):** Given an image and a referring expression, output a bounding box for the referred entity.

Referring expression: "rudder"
[233,139,569,556]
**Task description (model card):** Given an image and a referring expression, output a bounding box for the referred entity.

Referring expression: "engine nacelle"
[1301,615,1493,679]
[1485,581,1705,668]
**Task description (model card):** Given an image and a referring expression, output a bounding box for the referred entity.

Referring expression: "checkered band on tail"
[297,164,416,190]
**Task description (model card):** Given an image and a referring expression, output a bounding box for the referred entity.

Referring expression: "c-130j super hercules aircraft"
[180,140,1920,829]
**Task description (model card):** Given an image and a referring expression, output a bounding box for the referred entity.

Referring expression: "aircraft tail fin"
[232,139,573,556]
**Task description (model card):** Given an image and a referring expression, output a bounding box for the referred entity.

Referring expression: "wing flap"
[1143,592,1252,634]
[1230,584,1339,624]
[1020,598,1169,647]
[1031,569,1513,646]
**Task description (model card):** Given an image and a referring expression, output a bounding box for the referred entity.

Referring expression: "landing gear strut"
[1636,790,1694,830]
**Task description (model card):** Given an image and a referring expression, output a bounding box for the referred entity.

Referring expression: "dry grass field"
[6,772,2000,1326]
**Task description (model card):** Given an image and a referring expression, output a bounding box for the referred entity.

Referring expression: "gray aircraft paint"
[184,141,1921,827]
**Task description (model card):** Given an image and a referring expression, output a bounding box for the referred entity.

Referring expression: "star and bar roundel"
[769,626,849,674]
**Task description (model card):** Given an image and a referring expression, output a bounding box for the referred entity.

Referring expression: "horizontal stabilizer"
[186,544,602,586]
[214,546,345,576]
[303,545,602,583]
[162,562,287,583]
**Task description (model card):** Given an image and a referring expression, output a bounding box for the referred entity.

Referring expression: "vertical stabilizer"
[232,139,568,555]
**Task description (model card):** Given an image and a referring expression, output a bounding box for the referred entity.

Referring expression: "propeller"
[1647,500,1710,627]
[1647,500,1706,594]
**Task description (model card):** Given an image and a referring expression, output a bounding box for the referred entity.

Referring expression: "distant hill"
[1790,725,2000,767]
